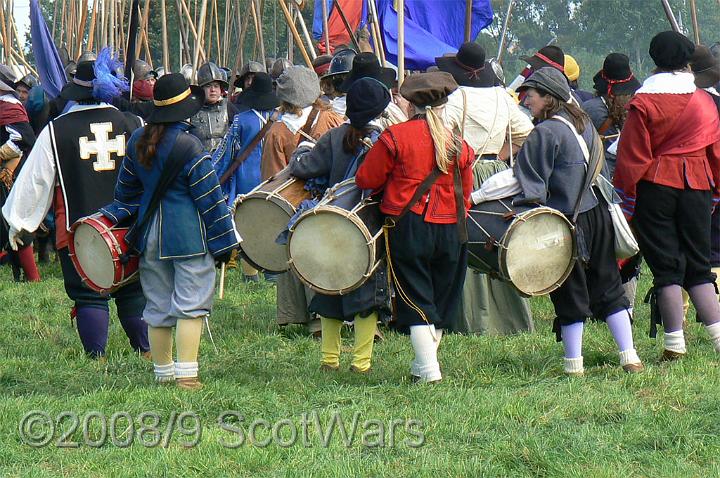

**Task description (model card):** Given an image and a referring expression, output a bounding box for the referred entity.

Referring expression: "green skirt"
[450,159,534,335]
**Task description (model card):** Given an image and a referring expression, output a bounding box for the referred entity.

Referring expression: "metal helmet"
[323,48,356,79]
[710,42,720,60]
[270,58,293,80]
[16,73,39,89]
[64,61,77,79]
[197,61,228,88]
[132,59,157,81]
[154,66,167,78]
[238,61,266,78]
[180,64,194,83]
[78,51,97,63]
[0,64,16,86]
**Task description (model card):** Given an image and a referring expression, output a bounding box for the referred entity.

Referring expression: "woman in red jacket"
[356,72,474,383]
[615,32,720,360]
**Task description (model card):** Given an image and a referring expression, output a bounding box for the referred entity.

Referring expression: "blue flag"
[376,0,494,71]
[30,0,66,99]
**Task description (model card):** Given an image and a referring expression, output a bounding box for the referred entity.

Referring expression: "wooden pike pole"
[250,0,265,63]
[175,0,191,66]
[287,1,294,63]
[294,3,317,60]
[214,0,222,63]
[137,0,150,57]
[397,0,404,87]
[161,0,170,71]
[52,0,60,40]
[109,0,115,49]
[75,0,89,58]
[660,0,681,33]
[333,0,360,52]
[87,0,99,52]
[321,0,330,54]
[278,0,312,68]
[368,0,385,65]
[192,0,209,80]
[688,0,700,44]
[464,0,472,42]
[119,0,127,52]
[223,0,232,65]
[496,0,514,63]
[0,2,10,65]
[178,0,208,63]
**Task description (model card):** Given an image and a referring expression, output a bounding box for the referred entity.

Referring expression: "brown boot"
[140,351,153,361]
[320,364,339,372]
[622,363,645,373]
[176,377,204,390]
[660,349,686,362]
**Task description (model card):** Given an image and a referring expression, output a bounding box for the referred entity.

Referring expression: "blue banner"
[29,0,67,99]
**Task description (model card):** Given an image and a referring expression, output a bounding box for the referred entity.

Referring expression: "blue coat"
[211,109,271,204]
[101,123,238,260]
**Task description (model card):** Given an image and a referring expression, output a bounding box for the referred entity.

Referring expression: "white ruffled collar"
[281,106,313,134]
[636,72,696,95]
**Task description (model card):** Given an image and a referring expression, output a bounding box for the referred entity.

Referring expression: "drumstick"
[219,262,226,299]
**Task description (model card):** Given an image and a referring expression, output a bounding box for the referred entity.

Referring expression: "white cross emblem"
[79,122,126,171]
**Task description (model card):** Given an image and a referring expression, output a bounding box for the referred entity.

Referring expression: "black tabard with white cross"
[50,105,138,230]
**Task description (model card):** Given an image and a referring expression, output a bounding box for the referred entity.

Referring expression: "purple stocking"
[118,315,150,352]
[561,322,584,358]
[687,283,720,326]
[656,285,684,333]
[605,309,634,352]
[75,307,110,358]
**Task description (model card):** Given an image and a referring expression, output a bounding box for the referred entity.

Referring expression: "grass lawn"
[1,260,720,477]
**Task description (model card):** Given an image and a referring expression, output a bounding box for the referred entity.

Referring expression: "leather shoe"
[660,349,686,362]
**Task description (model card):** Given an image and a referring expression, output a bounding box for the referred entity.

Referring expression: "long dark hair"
[606,94,633,130]
[537,88,589,134]
[343,125,373,153]
[136,124,167,168]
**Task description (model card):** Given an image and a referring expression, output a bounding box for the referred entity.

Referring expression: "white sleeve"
[471,168,522,204]
[2,126,56,233]
[607,134,620,155]
[441,90,463,133]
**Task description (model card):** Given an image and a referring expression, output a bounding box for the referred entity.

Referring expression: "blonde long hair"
[424,105,460,173]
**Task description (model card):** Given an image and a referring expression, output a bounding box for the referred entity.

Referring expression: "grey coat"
[513,113,603,216]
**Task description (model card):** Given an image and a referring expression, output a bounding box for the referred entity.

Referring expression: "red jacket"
[356,119,474,224]
[614,89,720,219]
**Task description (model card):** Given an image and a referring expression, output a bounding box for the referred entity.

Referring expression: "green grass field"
[1,261,720,477]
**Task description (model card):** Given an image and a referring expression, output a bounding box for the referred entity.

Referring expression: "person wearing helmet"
[189,61,238,152]
[321,49,356,116]
[564,54,593,102]
[270,58,293,83]
[14,74,38,104]
[131,59,158,102]
[231,61,266,106]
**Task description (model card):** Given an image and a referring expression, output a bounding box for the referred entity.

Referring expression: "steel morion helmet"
[197,61,229,88]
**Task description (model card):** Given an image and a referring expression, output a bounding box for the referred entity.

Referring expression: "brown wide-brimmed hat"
[690,45,720,89]
[400,71,458,108]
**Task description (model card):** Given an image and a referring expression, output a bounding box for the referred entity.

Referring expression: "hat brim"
[199,79,230,89]
[592,71,641,96]
[435,57,497,87]
[694,66,720,89]
[146,85,206,124]
[338,68,395,93]
[60,82,95,101]
[0,79,18,97]
[239,93,281,112]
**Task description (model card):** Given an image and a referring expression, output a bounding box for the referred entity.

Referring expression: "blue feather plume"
[92,47,129,102]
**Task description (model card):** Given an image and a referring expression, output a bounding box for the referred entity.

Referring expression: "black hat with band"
[60,61,97,101]
[146,73,205,124]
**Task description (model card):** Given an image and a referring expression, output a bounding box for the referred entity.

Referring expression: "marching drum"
[467,199,576,297]
[288,179,383,295]
[233,167,310,272]
[69,215,139,294]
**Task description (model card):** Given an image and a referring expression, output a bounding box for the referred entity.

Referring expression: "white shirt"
[2,103,115,235]
[443,86,534,156]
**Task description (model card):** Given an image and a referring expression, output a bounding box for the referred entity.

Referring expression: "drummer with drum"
[513,67,643,375]
[356,72,475,384]
[2,53,150,360]
[288,78,392,374]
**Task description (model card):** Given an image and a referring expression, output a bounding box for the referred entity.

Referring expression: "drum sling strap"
[382,141,467,332]
[219,110,280,185]
[123,138,199,255]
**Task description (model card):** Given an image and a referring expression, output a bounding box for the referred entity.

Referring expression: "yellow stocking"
[321,317,342,368]
[351,312,377,372]
[176,318,204,363]
[148,326,173,366]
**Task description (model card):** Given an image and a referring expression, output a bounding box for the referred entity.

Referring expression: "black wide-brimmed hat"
[239,72,280,111]
[60,60,97,100]
[435,42,498,87]
[592,53,641,96]
[146,73,205,124]
[338,52,395,93]
[521,45,566,73]
[691,45,720,89]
